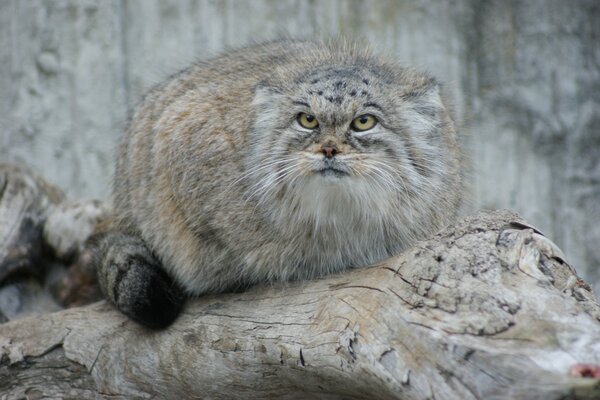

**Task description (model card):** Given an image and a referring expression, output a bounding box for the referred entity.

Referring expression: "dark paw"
[90,232,186,329]
[113,255,185,329]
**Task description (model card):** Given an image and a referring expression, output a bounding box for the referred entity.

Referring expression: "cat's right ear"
[252,84,282,109]
[252,85,284,127]
[249,85,285,156]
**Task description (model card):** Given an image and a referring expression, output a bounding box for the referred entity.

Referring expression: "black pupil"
[305,115,314,122]
[359,116,369,124]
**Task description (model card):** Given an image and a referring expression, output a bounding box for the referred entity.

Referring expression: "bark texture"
[1,202,600,398]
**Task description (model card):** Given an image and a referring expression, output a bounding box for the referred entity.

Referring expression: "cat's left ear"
[401,82,446,136]
[411,82,444,114]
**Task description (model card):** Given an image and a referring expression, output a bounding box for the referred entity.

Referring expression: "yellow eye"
[297,113,319,129]
[351,115,377,131]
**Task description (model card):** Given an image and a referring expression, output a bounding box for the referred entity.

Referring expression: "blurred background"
[1,0,599,291]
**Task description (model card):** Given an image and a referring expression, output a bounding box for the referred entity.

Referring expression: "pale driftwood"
[0,163,108,322]
[2,200,600,399]
[0,163,65,282]
[0,163,66,321]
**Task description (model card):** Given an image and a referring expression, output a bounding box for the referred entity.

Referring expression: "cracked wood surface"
[2,208,600,399]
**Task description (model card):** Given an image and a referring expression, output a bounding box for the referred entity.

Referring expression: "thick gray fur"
[94,39,464,326]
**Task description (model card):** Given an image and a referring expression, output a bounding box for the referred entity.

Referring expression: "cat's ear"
[411,82,443,113]
[252,84,284,128]
[252,84,282,110]
[401,82,446,136]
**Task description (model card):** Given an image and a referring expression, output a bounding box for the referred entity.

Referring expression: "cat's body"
[93,40,464,328]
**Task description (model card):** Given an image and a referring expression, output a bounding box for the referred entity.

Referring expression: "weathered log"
[1,163,600,399]
[1,205,600,398]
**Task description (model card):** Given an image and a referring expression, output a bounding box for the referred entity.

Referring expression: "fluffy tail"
[88,231,185,328]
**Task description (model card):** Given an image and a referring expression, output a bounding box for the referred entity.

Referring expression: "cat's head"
[246,47,460,230]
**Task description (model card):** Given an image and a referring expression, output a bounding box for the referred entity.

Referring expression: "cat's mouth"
[315,160,350,178]
[317,167,348,178]
[307,156,351,178]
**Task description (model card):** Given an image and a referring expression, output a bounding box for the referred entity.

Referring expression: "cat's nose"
[321,144,338,158]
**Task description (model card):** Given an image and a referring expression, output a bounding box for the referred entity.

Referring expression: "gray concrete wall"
[1,0,599,291]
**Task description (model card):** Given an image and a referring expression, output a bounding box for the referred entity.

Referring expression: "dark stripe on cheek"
[404,142,430,176]
[346,134,361,149]
[287,131,317,152]
[383,146,397,160]
[352,134,384,148]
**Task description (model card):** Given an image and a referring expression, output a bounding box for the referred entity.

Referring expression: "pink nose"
[321,145,338,158]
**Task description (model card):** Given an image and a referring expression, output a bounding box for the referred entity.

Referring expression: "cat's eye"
[297,113,319,129]
[351,114,377,132]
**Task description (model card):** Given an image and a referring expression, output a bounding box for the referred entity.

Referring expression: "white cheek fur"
[350,125,385,138]
[292,120,317,133]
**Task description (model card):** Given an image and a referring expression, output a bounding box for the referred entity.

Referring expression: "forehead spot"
[324,95,343,105]
[362,78,370,85]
